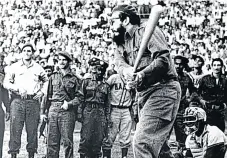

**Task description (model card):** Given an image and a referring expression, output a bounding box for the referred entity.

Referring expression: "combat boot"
[11,153,17,158]
[102,149,111,158]
[28,152,34,158]
[121,148,128,158]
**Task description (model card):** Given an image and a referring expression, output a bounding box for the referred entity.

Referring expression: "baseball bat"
[133,5,164,73]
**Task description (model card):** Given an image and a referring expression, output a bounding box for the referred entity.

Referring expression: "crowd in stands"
[0,0,227,78]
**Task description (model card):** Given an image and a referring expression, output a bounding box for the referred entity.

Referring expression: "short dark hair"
[118,11,141,25]
[112,5,141,25]
[211,58,224,67]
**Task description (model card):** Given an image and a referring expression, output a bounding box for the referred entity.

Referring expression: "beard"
[112,25,126,46]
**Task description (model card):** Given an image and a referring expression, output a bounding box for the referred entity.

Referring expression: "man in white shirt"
[3,44,48,158]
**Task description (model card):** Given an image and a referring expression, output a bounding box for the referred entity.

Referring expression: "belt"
[137,78,178,92]
[12,93,36,100]
[50,101,63,107]
[86,103,104,109]
[111,105,130,109]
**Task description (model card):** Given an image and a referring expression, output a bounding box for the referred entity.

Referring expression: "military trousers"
[0,106,5,158]
[133,81,181,158]
[47,103,75,158]
[102,107,132,150]
[78,106,107,158]
[206,109,225,132]
[173,112,187,148]
[8,98,40,154]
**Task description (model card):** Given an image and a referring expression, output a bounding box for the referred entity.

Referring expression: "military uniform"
[198,74,227,132]
[115,16,181,158]
[43,58,81,157]
[173,55,196,148]
[78,58,111,158]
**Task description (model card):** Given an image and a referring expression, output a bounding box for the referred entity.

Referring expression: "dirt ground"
[3,122,179,158]
[2,122,178,158]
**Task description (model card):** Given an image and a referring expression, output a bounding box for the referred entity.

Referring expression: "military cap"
[21,43,36,52]
[88,57,108,70]
[112,5,138,16]
[174,55,189,64]
[58,51,72,62]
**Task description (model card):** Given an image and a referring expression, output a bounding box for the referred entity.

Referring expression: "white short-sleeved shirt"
[185,125,227,158]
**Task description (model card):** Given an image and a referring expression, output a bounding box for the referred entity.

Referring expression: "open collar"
[125,25,138,40]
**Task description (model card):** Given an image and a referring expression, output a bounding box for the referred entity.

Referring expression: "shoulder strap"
[60,77,73,100]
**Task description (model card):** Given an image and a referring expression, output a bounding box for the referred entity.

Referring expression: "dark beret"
[58,51,72,62]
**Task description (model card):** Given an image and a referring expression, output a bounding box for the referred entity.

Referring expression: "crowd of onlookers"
[0,0,227,77]
[1,0,227,157]
[162,0,227,74]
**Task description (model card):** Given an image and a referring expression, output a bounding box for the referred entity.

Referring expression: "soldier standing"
[0,53,10,158]
[102,73,135,158]
[110,4,181,158]
[40,51,81,158]
[198,58,227,132]
[3,44,48,158]
[173,55,195,149]
[78,57,111,158]
[188,55,206,89]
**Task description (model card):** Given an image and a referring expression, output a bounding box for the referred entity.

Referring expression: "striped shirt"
[107,74,132,107]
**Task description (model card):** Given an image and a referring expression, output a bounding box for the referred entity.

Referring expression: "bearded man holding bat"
[110,2,181,158]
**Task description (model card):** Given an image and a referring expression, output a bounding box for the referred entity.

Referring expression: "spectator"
[197,58,227,132]
[106,63,117,79]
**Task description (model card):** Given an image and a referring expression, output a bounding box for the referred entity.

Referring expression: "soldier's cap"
[21,43,36,52]
[88,57,108,70]
[174,55,189,64]
[192,54,204,64]
[58,51,72,62]
[112,5,138,16]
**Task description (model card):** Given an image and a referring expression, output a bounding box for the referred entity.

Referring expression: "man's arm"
[2,86,10,113]
[40,77,52,115]
[114,45,131,76]
[39,67,49,95]
[197,77,207,108]
[139,53,169,77]
[188,76,196,95]
[224,78,227,105]
[105,85,112,126]
[76,79,87,122]
[3,65,19,92]
[68,77,82,108]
